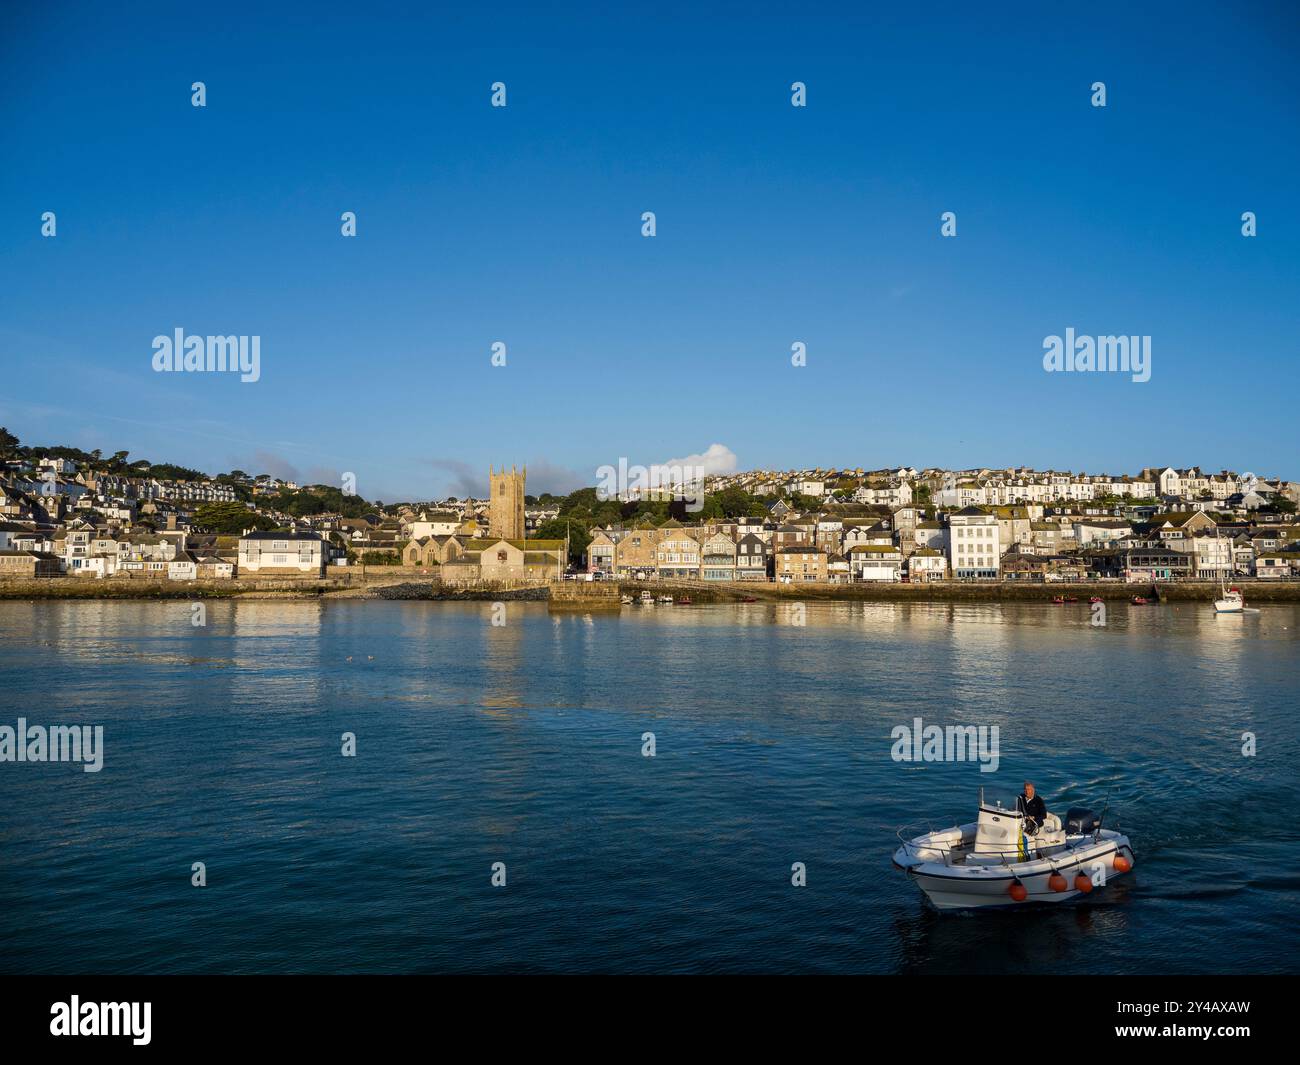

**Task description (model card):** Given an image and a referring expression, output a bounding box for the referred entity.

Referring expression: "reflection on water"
[0,599,1297,974]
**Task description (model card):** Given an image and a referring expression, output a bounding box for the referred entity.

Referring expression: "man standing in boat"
[1018,781,1047,834]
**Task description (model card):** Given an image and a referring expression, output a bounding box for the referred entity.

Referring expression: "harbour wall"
[3,576,1299,603]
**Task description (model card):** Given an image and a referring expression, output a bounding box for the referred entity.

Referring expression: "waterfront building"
[948,506,1001,580]
[735,532,770,581]
[775,545,827,582]
[656,531,701,580]
[586,529,617,575]
[237,531,327,576]
[907,547,947,582]
[848,544,903,581]
[460,537,565,582]
[699,533,737,581]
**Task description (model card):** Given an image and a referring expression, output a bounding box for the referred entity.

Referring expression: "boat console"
[969,797,1065,863]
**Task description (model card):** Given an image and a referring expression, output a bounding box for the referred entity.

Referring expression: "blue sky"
[2,1,1297,501]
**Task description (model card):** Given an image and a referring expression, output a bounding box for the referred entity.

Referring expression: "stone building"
[489,465,526,540]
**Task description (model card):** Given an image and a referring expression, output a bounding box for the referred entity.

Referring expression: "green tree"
[534,517,589,564]
[193,501,275,534]
[359,550,401,565]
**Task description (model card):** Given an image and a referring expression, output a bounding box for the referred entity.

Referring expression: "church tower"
[489,464,526,540]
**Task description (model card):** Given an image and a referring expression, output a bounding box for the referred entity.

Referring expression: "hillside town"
[1,434,1298,586]
[589,466,1300,584]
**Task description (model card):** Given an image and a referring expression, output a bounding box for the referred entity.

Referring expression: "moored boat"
[893,791,1134,910]
[1215,587,1244,613]
[1212,527,1243,614]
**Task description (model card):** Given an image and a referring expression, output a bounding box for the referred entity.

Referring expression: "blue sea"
[2,598,1297,974]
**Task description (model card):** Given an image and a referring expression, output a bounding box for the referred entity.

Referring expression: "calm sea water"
[2,598,1297,974]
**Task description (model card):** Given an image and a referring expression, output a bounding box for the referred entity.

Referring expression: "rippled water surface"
[2,598,1297,973]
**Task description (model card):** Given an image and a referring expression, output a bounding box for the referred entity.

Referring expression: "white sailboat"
[1214,527,1244,613]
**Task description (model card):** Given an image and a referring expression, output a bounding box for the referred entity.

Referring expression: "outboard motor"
[1065,808,1099,835]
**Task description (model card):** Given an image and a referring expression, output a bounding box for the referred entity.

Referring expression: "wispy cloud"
[421,458,482,499]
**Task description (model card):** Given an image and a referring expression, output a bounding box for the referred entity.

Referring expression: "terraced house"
[735,532,770,581]
[613,525,659,578]
[699,533,737,581]
[656,529,701,580]
[776,544,827,583]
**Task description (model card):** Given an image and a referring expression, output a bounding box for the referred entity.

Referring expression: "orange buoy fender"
[1074,872,1093,893]
[1113,854,1132,873]
[1048,872,1068,893]
[1009,879,1028,902]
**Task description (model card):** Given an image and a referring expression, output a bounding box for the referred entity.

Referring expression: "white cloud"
[660,443,738,477]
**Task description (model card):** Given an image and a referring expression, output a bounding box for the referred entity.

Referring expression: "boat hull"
[894,831,1134,910]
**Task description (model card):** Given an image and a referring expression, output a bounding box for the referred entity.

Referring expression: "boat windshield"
[979,787,1021,813]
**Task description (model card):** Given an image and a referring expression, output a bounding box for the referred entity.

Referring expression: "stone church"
[489,465,526,540]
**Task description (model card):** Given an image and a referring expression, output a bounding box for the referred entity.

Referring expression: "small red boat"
[677,596,693,605]
[1051,595,1079,604]
[740,596,758,603]
[1131,596,1149,605]
[1089,596,1103,604]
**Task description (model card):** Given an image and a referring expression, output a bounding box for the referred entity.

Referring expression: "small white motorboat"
[893,791,1134,910]
[658,595,674,603]
[620,594,634,604]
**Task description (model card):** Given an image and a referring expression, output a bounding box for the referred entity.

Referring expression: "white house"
[848,544,902,581]
[1073,519,1132,546]
[69,555,113,578]
[167,551,199,581]
[913,521,946,550]
[853,481,913,507]
[908,548,947,582]
[237,531,327,575]
[947,506,1001,579]
[408,511,461,538]
[1191,534,1234,580]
